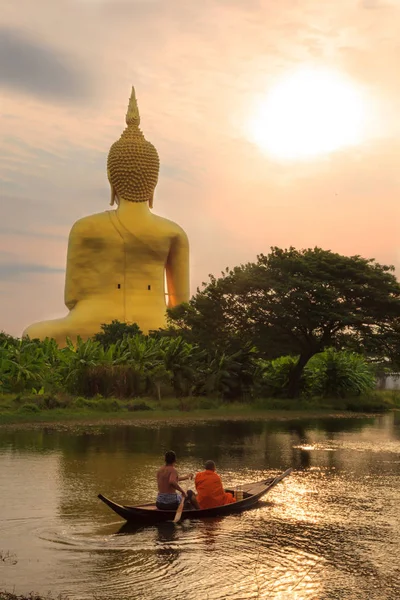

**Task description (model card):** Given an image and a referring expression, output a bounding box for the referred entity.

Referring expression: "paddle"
[173,493,185,523]
[173,472,194,523]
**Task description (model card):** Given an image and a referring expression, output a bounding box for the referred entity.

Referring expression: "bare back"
[157,465,178,494]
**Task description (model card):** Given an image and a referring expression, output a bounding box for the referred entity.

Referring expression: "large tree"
[168,247,400,397]
[361,316,400,372]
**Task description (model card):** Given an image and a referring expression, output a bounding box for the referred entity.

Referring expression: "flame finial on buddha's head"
[107,86,160,207]
[125,86,140,127]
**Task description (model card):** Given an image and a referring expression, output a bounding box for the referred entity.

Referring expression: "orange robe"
[194,470,236,509]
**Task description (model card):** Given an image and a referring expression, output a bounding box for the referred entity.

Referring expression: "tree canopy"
[168,247,400,396]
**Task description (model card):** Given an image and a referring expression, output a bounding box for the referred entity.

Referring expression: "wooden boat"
[98,467,292,524]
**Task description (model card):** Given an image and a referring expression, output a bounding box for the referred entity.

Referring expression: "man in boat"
[156,450,199,510]
[194,460,236,509]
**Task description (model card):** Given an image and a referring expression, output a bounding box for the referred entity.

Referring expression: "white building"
[380,373,400,390]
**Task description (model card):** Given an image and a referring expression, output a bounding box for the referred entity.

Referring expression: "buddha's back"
[64,209,188,333]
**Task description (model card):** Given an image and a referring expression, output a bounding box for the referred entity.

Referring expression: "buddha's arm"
[166,229,190,308]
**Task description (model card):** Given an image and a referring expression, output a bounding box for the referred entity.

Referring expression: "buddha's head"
[107,87,160,208]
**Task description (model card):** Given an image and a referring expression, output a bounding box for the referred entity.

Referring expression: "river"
[1,413,400,599]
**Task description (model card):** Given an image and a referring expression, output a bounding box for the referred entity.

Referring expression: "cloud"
[0,261,64,281]
[0,227,66,241]
[0,27,88,102]
[160,164,197,185]
[361,0,390,8]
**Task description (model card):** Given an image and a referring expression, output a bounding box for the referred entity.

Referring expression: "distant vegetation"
[1,246,400,417]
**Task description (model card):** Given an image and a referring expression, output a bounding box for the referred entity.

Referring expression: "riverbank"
[0,391,398,427]
[0,594,51,600]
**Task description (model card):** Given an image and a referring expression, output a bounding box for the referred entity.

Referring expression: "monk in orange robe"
[194,460,236,509]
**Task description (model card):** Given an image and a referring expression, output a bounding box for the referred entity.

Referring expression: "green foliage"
[387,390,400,408]
[305,349,376,398]
[255,355,299,398]
[168,247,400,397]
[196,397,220,410]
[1,327,256,403]
[367,317,400,371]
[200,344,256,400]
[256,349,375,399]
[19,403,41,414]
[252,397,326,410]
[127,401,153,411]
[0,336,60,394]
[93,320,143,348]
[0,328,394,415]
[344,392,392,413]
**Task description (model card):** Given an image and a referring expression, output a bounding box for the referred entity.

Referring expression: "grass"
[0,390,399,426]
[254,390,400,412]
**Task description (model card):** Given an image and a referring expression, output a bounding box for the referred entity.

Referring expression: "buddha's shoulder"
[151,214,188,239]
[70,212,114,235]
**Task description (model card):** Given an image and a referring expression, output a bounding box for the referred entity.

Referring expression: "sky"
[1,0,399,337]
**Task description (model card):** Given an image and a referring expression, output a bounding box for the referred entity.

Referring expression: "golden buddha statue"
[23,87,190,345]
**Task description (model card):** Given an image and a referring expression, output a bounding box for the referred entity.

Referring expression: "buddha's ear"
[107,168,117,206]
[108,171,114,206]
[149,191,154,209]
[110,186,116,206]
[111,188,120,206]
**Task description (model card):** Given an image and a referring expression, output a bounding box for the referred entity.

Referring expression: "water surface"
[1,413,400,599]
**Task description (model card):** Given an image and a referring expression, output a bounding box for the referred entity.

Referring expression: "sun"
[247,67,368,160]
